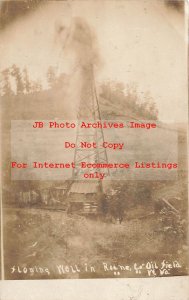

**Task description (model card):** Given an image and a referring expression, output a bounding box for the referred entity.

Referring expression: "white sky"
[0,0,188,122]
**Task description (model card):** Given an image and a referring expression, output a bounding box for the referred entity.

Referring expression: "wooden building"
[67,181,102,214]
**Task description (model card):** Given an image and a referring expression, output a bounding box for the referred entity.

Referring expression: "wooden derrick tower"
[68,65,109,214]
[72,65,109,180]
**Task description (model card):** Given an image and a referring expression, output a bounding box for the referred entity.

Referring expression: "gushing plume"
[55,16,102,119]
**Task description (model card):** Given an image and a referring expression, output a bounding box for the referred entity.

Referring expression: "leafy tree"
[134,181,152,205]
[107,183,129,224]
[11,64,24,94]
[23,67,31,93]
[47,66,56,88]
[98,194,108,216]
[31,80,42,92]
[106,181,154,223]
[100,81,158,120]
[1,68,13,96]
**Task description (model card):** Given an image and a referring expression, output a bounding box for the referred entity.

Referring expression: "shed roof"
[69,181,99,194]
[53,184,69,190]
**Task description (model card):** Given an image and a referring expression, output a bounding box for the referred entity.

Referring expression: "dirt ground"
[3,206,188,280]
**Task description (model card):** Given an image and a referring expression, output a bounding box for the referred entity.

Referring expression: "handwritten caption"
[10,260,182,277]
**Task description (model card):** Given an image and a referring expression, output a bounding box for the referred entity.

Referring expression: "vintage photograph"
[0,0,188,280]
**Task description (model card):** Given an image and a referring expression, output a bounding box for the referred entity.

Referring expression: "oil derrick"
[72,65,109,180]
[68,65,109,214]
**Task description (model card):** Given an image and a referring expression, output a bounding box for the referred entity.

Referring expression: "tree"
[98,194,108,216]
[31,80,42,93]
[106,181,152,224]
[134,181,152,205]
[141,91,158,120]
[47,66,56,88]
[1,68,13,96]
[107,184,129,224]
[23,67,31,94]
[11,64,24,94]
[100,80,158,120]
